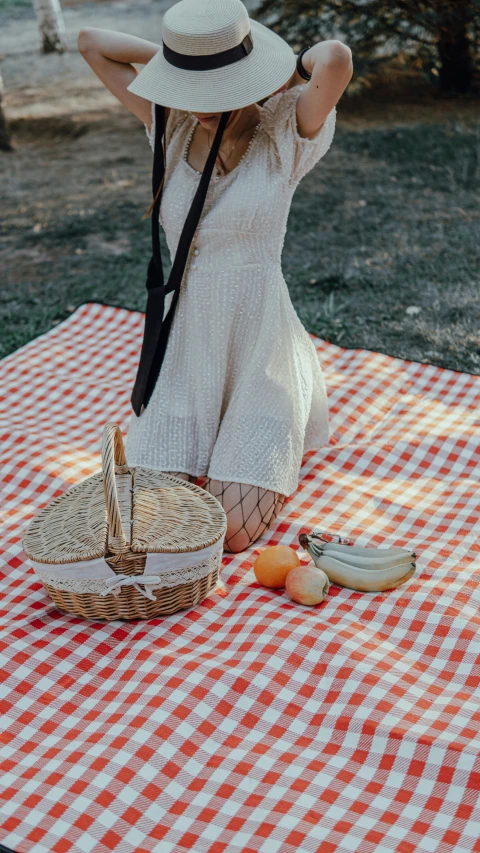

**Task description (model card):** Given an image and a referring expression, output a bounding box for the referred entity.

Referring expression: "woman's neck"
[222,104,262,141]
[193,103,261,145]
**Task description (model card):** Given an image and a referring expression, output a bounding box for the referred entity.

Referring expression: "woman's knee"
[202,478,286,553]
[164,470,196,483]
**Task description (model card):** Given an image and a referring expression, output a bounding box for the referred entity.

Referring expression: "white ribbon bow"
[101,573,163,601]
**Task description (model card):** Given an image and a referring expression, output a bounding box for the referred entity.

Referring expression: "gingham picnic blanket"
[1,302,479,853]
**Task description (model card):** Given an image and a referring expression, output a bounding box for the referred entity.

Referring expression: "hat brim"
[127,18,297,112]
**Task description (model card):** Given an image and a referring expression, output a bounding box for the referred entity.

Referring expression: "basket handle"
[101,422,129,552]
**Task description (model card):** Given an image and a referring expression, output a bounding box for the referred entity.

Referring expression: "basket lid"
[22,467,227,565]
[24,411,230,563]
[22,472,109,565]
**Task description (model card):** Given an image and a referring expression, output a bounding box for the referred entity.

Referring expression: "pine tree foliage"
[255,0,479,93]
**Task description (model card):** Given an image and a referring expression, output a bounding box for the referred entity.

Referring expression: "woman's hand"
[77,28,161,128]
[294,40,353,139]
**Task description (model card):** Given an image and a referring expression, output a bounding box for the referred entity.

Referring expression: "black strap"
[131,105,232,416]
[163,32,253,71]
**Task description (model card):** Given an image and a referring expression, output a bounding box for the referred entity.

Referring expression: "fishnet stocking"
[164,472,286,554]
[198,478,286,554]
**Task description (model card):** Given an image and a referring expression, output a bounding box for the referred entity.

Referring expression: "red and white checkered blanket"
[1,302,479,853]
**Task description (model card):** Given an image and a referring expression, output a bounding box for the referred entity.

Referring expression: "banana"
[298,532,416,592]
[314,546,413,571]
[322,542,413,561]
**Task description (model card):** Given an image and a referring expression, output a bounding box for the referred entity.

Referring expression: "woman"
[78,0,353,554]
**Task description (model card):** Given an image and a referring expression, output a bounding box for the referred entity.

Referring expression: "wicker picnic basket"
[22,422,228,621]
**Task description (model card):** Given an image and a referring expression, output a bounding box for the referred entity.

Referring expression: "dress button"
[193,248,199,255]
[192,263,198,270]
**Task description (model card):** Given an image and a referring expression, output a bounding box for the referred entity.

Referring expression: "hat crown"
[162,0,250,56]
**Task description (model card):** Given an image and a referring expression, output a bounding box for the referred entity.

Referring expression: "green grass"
[0,0,32,11]
[1,111,479,372]
[1,202,156,357]
[285,118,479,371]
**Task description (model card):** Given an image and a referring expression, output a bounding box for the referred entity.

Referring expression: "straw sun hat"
[127,0,297,112]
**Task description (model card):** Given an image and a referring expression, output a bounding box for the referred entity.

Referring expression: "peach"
[285,565,330,606]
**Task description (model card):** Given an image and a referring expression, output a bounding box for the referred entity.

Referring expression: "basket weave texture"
[22,423,227,621]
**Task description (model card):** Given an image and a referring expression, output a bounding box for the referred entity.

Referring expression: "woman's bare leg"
[199,478,286,553]
[164,470,197,483]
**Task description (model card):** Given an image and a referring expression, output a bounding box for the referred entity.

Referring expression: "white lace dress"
[124,84,336,497]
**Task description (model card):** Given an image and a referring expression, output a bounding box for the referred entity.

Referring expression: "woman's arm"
[294,40,353,139]
[77,28,166,128]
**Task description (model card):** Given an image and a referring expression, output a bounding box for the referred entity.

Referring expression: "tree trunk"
[33,0,67,54]
[0,73,13,152]
[437,4,473,94]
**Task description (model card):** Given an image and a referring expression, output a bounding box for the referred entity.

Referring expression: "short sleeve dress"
[124,84,337,497]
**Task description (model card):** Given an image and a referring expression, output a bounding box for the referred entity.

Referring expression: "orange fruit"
[253,545,301,589]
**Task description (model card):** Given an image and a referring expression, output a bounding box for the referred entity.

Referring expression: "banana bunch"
[298,532,416,592]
